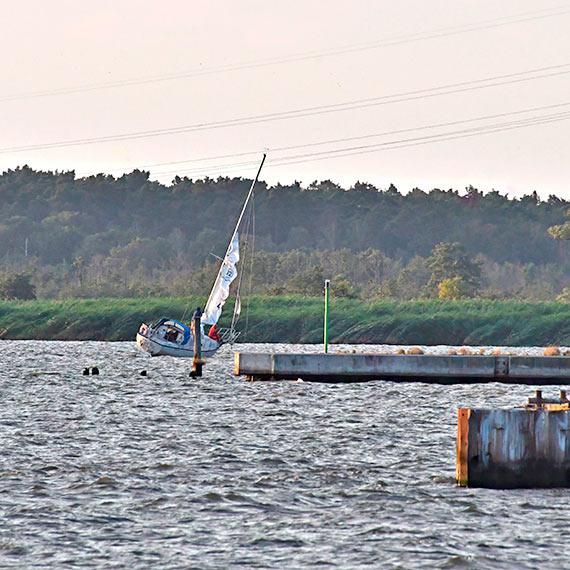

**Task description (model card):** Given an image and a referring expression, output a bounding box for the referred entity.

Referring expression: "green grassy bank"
[1,297,570,346]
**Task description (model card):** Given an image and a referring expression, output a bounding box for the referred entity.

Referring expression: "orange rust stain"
[456,408,470,486]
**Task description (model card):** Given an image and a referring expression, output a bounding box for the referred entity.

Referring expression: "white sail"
[136,154,265,358]
[202,232,240,325]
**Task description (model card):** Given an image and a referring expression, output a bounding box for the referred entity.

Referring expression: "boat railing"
[218,328,241,345]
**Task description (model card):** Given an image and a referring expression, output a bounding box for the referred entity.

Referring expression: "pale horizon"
[1,0,569,199]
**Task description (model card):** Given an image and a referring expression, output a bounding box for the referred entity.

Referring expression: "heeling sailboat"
[136,154,266,358]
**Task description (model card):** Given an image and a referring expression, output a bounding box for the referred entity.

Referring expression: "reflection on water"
[0,340,569,568]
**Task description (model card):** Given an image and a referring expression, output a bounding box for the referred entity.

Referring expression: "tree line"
[0,166,569,301]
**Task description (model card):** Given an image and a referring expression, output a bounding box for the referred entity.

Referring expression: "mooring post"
[190,307,203,378]
[457,391,570,488]
[324,279,330,354]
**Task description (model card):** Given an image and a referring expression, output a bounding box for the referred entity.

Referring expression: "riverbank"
[1,297,570,345]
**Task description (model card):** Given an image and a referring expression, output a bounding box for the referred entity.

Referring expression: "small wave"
[31,484,48,496]
[358,525,401,536]
[463,503,486,515]
[35,465,59,473]
[200,491,224,502]
[138,497,168,509]
[0,541,27,556]
[432,475,456,485]
[360,480,389,492]
[438,554,476,568]
[92,476,119,487]
[67,482,91,490]
[249,537,306,548]
[520,501,555,511]
[1,471,22,477]
[262,410,301,417]
[260,457,289,466]
[150,463,176,471]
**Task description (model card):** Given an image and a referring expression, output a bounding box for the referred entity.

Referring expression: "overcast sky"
[1,1,569,198]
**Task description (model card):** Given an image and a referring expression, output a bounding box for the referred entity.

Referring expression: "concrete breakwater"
[234,352,570,383]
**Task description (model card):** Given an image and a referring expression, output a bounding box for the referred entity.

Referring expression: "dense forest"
[0,165,569,302]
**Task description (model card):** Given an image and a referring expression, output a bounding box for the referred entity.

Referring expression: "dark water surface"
[1,340,570,569]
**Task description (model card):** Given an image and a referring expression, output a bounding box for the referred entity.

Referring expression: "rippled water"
[1,340,570,569]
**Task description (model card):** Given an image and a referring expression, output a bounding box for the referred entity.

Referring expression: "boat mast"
[227,154,266,260]
[203,154,266,321]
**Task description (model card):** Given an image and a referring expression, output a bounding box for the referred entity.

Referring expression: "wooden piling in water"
[190,308,203,378]
[457,391,570,488]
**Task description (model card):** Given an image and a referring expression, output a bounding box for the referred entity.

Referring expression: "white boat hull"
[136,322,220,358]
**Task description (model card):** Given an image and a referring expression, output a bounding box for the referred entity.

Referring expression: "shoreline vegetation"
[1,296,570,346]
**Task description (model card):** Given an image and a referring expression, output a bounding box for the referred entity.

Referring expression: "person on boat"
[165,328,178,342]
[208,325,221,342]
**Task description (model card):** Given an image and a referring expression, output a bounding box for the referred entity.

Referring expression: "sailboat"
[136,154,266,358]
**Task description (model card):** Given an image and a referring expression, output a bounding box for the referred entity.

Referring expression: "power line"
[2,63,569,154]
[149,110,570,178]
[1,4,569,102]
[112,101,570,174]
[274,112,570,163]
